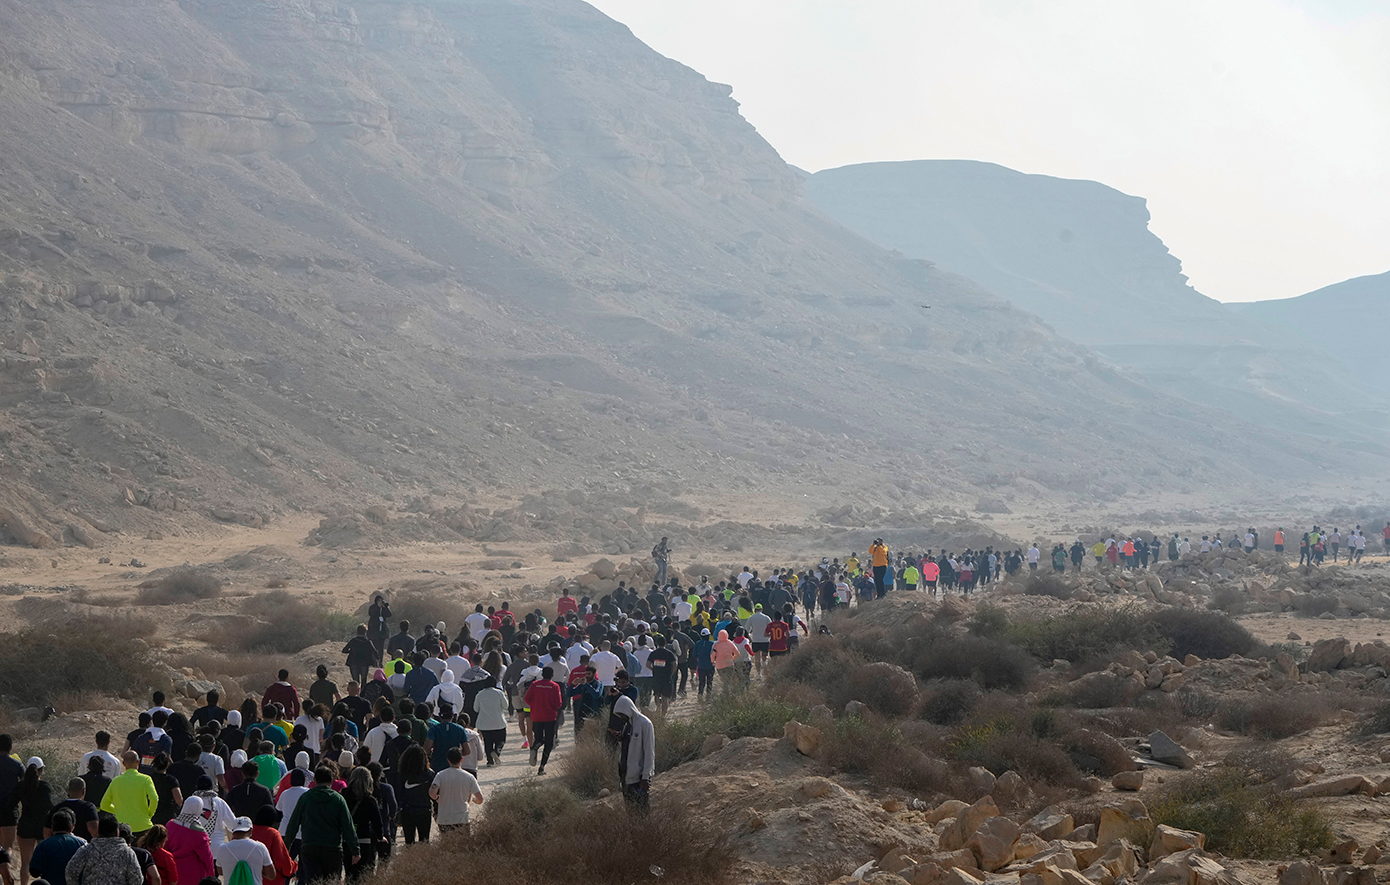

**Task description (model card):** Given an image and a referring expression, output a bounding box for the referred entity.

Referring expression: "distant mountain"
[1232,271,1390,397]
[806,159,1390,436]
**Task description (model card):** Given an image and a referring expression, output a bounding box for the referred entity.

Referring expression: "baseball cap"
[232,816,253,833]
[26,756,43,769]
[700,628,710,636]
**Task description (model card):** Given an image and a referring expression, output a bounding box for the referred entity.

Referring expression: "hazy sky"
[587,0,1389,303]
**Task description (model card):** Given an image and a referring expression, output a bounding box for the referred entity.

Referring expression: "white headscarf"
[174,796,204,831]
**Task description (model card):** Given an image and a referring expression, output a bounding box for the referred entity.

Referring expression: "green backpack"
[228,859,255,885]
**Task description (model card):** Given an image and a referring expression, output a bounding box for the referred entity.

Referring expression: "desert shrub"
[137,569,222,605]
[560,726,618,799]
[1223,746,1305,784]
[1006,606,1166,665]
[840,662,919,717]
[822,714,904,776]
[921,680,981,726]
[1145,609,1257,660]
[369,780,728,885]
[219,591,358,654]
[388,590,477,639]
[1211,585,1244,613]
[264,577,289,589]
[0,622,158,706]
[769,637,861,701]
[1025,574,1072,599]
[1175,690,1221,720]
[1220,695,1332,739]
[1361,702,1390,735]
[1300,595,1339,617]
[967,606,1009,637]
[1061,673,1131,709]
[1150,768,1333,857]
[1029,707,1063,741]
[653,692,807,773]
[947,720,1079,785]
[906,634,1034,691]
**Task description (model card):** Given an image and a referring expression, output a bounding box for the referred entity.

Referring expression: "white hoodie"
[426,669,465,712]
[614,695,655,786]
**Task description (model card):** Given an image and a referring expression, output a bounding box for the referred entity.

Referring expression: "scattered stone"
[1307,638,1352,672]
[745,808,765,831]
[128,558,146,568]
[1139,848,1242,885]
[882,798,903,813]
[1361,847,1382,865]
[698,734,729,757]
[1284,776,1376,800]
[809,704,835,726]
[1112,770,1144,791]
[783,721,821,757]
[926,800,971,825]
[846,700,869,718]
[1328,839,1359,865]
[996,770,1025,799]
[933,849,980,873]
[1068,825,1097,843]
[1150,825,1206,860]
[967,766,997,796]
[1288,632,1302,641]
[1013,834,1048,862]
[1148,731,1195,769]
[180,679,222,700]
[798,777,838,800]
[1023,806,1075,841]
[1279,860,1326,885]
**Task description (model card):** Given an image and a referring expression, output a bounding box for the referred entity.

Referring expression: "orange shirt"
[1274,531,1284,545]
[870,544,888,567]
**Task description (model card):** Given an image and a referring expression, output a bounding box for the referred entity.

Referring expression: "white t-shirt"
[632,647,651,678]
[1026,547,1040,563]
[445,655,470,678]
[1244,533,1256,548]
[276,786,308,835]
[293,715,324,752]
[198,752,227,783]
[563,642,593,670]
[673,600,693,621]
[81,749,122,779]
[215,837,273,885]
[465,613,491,636]
[422,657,447,678]
[590,651,622,685]
[431,767,481,826]
[737,571,753,588]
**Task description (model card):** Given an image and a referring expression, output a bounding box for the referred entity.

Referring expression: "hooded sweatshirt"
[425,669,465,712]
[712,630,738,670]
[613,696,655,786]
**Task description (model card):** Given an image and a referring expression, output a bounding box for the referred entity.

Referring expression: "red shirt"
[150,846,178,885]
[557,596,578,616]
[524,679,564,723]
[252,824,298,885]
[764,621,791,652]
[261,682,301,719]
[567,665,594,688]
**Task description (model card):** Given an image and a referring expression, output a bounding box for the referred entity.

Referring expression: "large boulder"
[940,795,1000,851]
[1137,848,1243,885]
[783,721,821,757]
[1023,806,1075,841]
[1097,798,1151,848]
[1278,861,1326,885]
[926,799,970,825]
[1283,776,1376,800]
[1307,638,1352,672]
[1150,825,1206,860]
[1148,730,1195,769]
[967,817,1022,872]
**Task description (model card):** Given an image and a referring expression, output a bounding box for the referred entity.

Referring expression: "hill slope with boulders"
[805,160,1390,440]
[0,0,1367,550]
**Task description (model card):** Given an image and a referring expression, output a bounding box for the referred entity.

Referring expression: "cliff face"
[806,160,1390,437]
[0,1,1356,545]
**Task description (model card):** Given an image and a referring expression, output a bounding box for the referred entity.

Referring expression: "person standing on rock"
[367,595,392,665]
[342,627,378,690]
[651,537,672,588]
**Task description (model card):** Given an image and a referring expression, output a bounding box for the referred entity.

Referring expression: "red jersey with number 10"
[764,621,791,652]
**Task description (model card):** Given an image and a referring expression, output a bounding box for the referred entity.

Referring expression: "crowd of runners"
[0,521,1385,885]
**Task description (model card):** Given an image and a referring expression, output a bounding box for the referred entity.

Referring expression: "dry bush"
[264,577,289,589]
[920,680,981,726]
[1055,673,1131,709]
[1061,728,1135,776]
[947,719,1080,785]
[216,590,357,654]
[389,590,477,639]
[767,637,861,700]
[1300,595,1339,617]
[560,726,618,799]
[839,662,919,717]
[172,651,283,701]
[364,780,728,885]
[1220,694,1334,739]
[1005,606,1165,666]
[821,714,954,794]
[653,692,807,773]
[0,621,158,707]
[137,569,223,605]
[1361,702,1390,735]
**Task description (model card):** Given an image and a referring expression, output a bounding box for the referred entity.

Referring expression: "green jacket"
[100,769,159,833]
[284,785,358,852]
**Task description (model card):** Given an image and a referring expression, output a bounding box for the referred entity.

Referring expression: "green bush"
[1150,768,1333,858]
[967,606,1009,637]
[1145,609,1256,660]
[1362,702,1390,735]
[222,591,359,654]
[1025,574,1072,599]
[947,719,1078,785]
[1220,695,1332,739]
[653,692,807,773]
[1005,606,1166,664]
[906,634,1034,691]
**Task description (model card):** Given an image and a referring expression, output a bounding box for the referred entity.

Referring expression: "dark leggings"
[346,842,377,882]
[533,720,557,767]
[401,808,432,844]
[481,728,506,763]
[697,669,714,695]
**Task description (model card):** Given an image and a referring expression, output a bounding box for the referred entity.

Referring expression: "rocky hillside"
[805,160,1390,440]
[0,0,1358,548]
[1233,270,1390,427]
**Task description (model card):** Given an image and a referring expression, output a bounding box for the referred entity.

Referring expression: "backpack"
[228,860,255,885]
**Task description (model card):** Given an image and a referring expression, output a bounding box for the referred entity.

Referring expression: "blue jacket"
[694,639,715,671]
[404,666,439,704]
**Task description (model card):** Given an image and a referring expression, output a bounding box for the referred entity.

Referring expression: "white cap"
[232,816,253,833]
[25,756,43,770]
